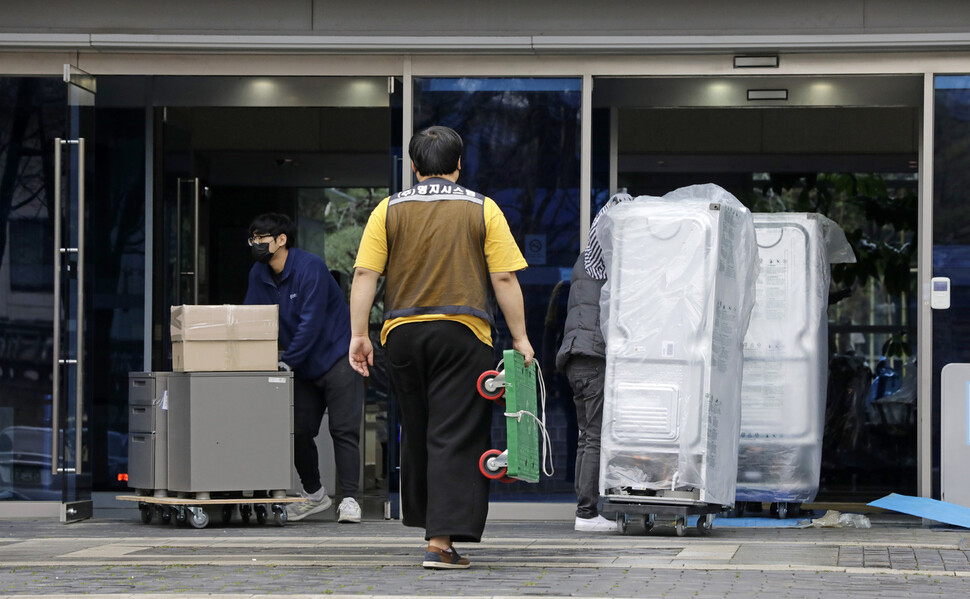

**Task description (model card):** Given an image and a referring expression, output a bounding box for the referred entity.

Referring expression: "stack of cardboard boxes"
[128,305,290,498]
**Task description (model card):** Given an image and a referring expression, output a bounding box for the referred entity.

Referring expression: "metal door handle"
[76,137,85,475]
[52,138,61,475]
[51,137,85,476]
[175,177,200,305]
[192,178,199,304]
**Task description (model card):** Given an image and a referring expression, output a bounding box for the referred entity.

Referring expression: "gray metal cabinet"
[166,372,293,493]
[127,372,171,493]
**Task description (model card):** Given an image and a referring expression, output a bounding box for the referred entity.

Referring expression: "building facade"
[0,0,968,518]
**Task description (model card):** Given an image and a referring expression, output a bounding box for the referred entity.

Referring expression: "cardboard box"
[170,305,278,372]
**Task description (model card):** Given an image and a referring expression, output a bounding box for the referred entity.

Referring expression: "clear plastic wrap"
[737,214,855,503]
[598,184,759,508]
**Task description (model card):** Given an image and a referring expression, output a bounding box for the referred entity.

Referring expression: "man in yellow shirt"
[348,126,533,570]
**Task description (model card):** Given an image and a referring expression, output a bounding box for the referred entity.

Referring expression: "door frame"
[2,49,964,511]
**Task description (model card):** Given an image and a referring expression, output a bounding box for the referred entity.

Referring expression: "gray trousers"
[565,355,606,519]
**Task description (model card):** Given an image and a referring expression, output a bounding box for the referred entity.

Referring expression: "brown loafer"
[422,544,471,569]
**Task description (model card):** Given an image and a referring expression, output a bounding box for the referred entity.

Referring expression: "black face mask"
[251,242,275,264]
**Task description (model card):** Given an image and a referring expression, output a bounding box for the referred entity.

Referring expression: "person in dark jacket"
[555,254,617,532]
[244,213,364,524]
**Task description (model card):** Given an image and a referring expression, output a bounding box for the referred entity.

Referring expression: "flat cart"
[125,371,297,528]
[603,493,719,536]
[117,492,305,528]
[476,349,551,484]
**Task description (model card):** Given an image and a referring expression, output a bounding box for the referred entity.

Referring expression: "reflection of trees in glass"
[935,89,970,245]
[300,187,386,322]
[745,172,918,361]
[320,187,384,273]
[0,78,64,274]
[413,79,582,265]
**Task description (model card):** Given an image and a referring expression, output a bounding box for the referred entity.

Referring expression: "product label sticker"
[161,390,168,411]
[268,377,287,384]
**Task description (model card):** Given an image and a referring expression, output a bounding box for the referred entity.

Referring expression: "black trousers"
[385,321,494,543]
[292,354,364,499]
[565,355,606,519]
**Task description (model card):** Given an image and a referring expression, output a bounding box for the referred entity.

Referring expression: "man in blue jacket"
[245,213,364,523]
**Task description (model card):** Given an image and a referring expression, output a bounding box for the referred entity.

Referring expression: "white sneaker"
[574,514,618,532]
[337,497,362,523]
[286,490,333,522]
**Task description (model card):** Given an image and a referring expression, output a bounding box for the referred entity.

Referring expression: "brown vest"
[384,178,493,325]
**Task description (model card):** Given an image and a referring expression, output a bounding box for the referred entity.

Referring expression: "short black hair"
[249,213,296,248]
[409,126,462,177]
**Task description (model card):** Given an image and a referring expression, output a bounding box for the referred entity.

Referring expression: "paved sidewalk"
[0,514,968,598]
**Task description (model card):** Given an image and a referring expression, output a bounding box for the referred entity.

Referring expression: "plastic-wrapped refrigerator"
[597,184,759,535]
[736,213,855,518]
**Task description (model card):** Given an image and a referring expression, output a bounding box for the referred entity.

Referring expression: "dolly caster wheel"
[675,516,686,537]
[273,504,287,526]
[477,370,506,406]
[478,448,508,480]
[190,507,209,529]
[696,514,713,536]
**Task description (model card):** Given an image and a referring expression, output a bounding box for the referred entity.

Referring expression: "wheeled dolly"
[117,493,305,528]
[476,349,550,484]
[603,499,722,537]
[476,367,516,483]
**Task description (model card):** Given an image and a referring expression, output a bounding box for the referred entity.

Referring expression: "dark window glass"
[932,75,970,498]
[90,104,147,492]
[0,77,65,500]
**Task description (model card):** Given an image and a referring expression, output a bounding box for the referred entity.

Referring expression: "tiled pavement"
[0,514,968,598]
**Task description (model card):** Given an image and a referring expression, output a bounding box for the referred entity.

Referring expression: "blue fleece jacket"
[244,248,350,380]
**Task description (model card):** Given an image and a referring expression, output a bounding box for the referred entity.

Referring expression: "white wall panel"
[0,1,967,38]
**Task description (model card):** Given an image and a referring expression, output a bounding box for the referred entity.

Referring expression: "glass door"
[930,75,970,499]
[149,76,398,517]
[410,77,584,503]
[52,65,96,521]
[0,76,63,511]
[0,69,95,520]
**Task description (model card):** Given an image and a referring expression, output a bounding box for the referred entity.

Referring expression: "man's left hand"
[513,337,534,367]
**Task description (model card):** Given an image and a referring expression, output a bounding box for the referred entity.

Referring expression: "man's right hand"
[349,335,374,377]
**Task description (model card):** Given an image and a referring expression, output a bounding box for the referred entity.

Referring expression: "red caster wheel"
[478,448,508,480]
[476,370,505,401]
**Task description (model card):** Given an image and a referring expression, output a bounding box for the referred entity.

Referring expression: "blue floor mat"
[705,516,805,528]
[868,493,970,528]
